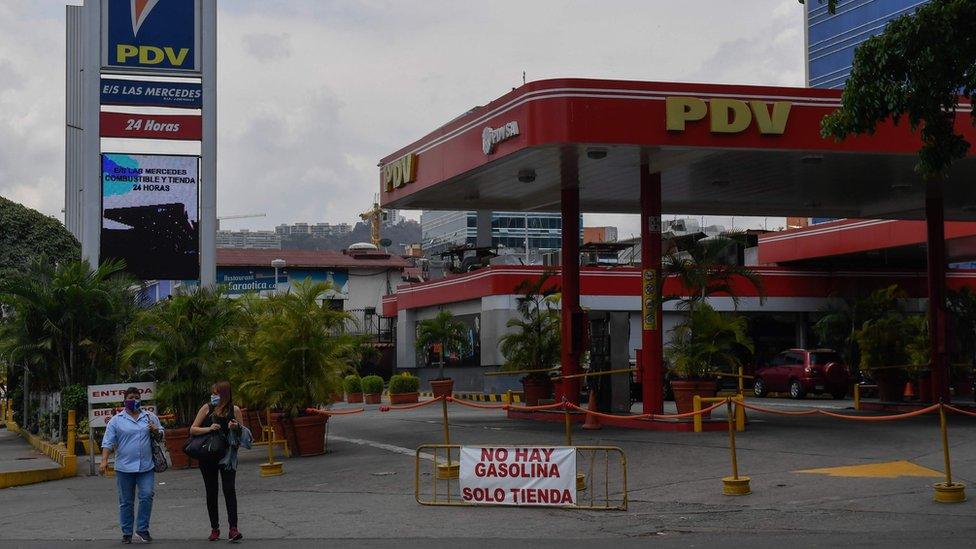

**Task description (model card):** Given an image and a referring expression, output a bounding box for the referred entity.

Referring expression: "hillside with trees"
[282,219,422,252]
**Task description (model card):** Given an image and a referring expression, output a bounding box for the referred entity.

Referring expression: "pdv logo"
[104,0,199,72]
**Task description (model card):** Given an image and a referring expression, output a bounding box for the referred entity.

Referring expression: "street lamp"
[271,258,286,295]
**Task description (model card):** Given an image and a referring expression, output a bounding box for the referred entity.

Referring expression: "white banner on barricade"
[459,446,577,506]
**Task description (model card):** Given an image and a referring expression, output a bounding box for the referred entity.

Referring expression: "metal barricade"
[415,444,628,510]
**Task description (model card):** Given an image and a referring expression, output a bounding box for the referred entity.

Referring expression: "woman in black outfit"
[190,380,244,542]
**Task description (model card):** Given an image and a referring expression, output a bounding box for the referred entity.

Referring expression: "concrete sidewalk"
[0,428,60,474]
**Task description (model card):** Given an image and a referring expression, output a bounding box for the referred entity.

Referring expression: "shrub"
[362,375,384,395]
[343,374,362,394]
[388,372,421,394]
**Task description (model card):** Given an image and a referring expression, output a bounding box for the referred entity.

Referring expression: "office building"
[420,211,564,256]
[215,229,281,249]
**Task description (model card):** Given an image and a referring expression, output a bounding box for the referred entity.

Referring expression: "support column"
[926,179,950,403]
[558,156,582,404]
[476,210,492,248]
[640,167,664,414]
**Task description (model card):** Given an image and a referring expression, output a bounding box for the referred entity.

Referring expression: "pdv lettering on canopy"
[103,0,200,72]
[666,96,792,135]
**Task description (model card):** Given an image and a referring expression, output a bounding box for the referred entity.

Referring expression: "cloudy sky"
[0,1,805,236]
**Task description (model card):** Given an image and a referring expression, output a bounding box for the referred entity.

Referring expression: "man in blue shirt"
[101,387,163,544]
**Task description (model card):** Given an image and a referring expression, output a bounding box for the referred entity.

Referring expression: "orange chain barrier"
[738,400,941,421]
[944,404,976,418]
[305,407,366,416]
[379,396,448,412]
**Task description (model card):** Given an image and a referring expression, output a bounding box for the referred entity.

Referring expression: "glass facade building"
[420,211,565,256]
[806,0,928,89]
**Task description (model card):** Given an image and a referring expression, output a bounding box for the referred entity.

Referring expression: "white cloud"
[0,1,804,233]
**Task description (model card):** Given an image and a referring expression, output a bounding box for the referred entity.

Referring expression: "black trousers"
[199,461,237,529]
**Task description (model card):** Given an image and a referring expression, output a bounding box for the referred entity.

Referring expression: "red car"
[753,349,851,399]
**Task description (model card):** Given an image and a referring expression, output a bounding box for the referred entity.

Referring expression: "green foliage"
[498,272,560,378]
[415,310,471,380]
[239,279,359,417]
[361,375,384,395]
[813,285,905,366]
[661,237,764,309]
[821,0,976,177]
[124,286,240,425]
[0,197,80,281]
[388,372,420,394]
[0,257,137,390]
[855,314,929,375]
[343,374,362,394]
[666,303,754,380]
[947,287,976,365]
[60,384,87,413]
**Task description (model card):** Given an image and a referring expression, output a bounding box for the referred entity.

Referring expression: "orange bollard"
[581,389,602,430]
[904,380,917,400]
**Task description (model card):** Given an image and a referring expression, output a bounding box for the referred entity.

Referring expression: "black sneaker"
[136,531,153,543]
[122,535,132,544]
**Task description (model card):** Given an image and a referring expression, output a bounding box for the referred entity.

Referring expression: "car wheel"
[753,377,768,397]
[789,379,806,399]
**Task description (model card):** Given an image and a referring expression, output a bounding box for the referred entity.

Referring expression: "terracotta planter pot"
[364,393,382,404]
[329,393,344,404]
[245,409,262,435]
[164,427,193,469]
[671,379,718,416]
[389,392,419,405]
[279,414,328,457]
[521,376,554,406]
[430,379,454,398]
[346,392,364,404]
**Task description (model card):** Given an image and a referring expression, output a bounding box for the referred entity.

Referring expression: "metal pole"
[441,397,451,468]
[939,403,952,486]
[563,401,573,446]
[727,398,739,480]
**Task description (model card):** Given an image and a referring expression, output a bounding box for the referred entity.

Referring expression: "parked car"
[753,349,850,399]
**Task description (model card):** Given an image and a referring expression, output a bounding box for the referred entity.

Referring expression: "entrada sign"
[666,97,791,135]
[382,153,418,192]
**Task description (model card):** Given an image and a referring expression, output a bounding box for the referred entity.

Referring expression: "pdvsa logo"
[103,0,200,72]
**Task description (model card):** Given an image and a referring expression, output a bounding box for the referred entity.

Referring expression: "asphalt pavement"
[1,397,975,547]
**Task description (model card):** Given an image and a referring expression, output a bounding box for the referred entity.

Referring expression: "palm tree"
[662,236,764,309]
[666,303,754,379]
[813,285,904,370]
[0,257,136,389]
[123,286,240,425]
[498,272,561,377]
[415,310,471,380]
[239,279,359,417]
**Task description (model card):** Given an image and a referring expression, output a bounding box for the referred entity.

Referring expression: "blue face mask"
[124,398,140,412]
[210,394,220,407]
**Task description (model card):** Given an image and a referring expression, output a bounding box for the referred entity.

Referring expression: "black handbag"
[182,430,228,462]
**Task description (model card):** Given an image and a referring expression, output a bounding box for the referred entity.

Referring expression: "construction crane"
[216,213,266,230]
[359,196,386,247]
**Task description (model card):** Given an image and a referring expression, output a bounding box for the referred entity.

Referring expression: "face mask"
[124,398,140,412]
[210,394,220,407]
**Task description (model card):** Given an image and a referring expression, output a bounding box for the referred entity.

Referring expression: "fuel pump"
[586,311,631,413]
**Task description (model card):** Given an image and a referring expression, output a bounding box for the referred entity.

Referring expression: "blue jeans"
[116,470,155,535]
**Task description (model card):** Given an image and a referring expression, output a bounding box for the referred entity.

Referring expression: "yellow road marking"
[795,460,942,479]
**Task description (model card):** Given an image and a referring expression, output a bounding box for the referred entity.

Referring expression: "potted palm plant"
[124,286,240,468]
[388,372,420,404]
[666,303,753,415]
[498,273,560,405]
[240,279,357,457]
[855,313,928,402]
[415,310,471,397]
[362,375,384,404]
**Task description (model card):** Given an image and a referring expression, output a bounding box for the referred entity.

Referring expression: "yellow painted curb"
[0,421,77,489]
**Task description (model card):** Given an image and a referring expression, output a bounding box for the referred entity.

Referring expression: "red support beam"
[926,179,951,403]
[558,155,582,405]
[640,167,664,414]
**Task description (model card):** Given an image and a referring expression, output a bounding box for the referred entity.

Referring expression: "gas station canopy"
[378,79,976,220]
